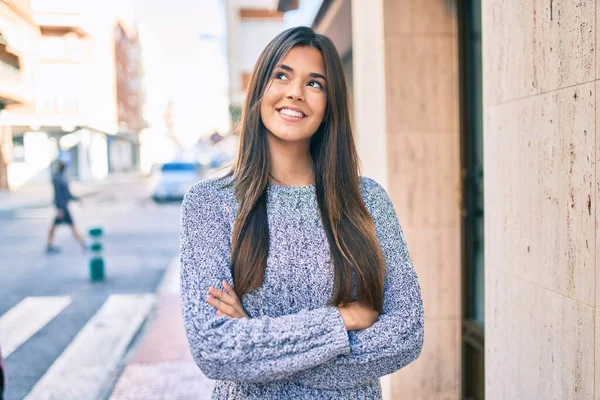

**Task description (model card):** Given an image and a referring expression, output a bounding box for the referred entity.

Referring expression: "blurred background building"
[0,0,38,190]
[0,0,240,191]
[0,0,145,189]
[112,18,146,173]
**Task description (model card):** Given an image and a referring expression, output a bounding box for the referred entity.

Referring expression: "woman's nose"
[286,83,304,101]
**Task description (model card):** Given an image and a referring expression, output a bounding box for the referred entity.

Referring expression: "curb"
[107,254,214,400]
[104,255,181,399]
[157,256,180,295]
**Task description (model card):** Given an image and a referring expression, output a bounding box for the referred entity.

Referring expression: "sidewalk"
[109,258,215,400]
[0,171,148,215]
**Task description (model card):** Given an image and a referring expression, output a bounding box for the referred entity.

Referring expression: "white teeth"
[279,108,304,118]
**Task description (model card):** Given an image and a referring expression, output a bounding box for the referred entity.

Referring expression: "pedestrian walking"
[46,160,87,254]
[180,26,424,399]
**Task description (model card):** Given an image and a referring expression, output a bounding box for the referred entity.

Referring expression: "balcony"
[31,0,89,37]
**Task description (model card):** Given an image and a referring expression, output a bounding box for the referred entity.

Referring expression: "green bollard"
[88,227,105,281]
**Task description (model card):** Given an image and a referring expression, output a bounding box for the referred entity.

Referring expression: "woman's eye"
[308,81,323,89]
[275,72,288,81]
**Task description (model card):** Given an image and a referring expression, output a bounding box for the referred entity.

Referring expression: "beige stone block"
[483,1,595,105]
[485,83,595,306]
[401,226,460,319]
[596,310,599,400]
[383,0,456,35]
[486,269,594,400]
[387,317,460,399]
[387,131,461,230]
[352,0,388,186]
[384,386,458,400]
[411,0,457,34]
[597,0,600,81]
[383,0,412,35]
[386,35,459,133]
[597,84,600,311]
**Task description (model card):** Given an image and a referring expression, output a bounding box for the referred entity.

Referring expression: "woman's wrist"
[337,307,354,331]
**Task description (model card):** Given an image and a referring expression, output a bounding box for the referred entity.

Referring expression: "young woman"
[180,26,424,399]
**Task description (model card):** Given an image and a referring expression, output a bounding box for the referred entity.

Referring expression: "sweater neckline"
[267,182,316,193]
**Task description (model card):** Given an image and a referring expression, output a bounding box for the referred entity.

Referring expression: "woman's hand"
[338,302,380,331]
[206,281,249,319]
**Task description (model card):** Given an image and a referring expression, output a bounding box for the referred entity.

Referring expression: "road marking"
[0,296,72,357]
[157,256,180,295]
[24,294,155,400]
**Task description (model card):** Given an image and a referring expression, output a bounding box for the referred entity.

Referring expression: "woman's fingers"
[222,281,239,299]
[206,295,237,316]
[206,283,248,319]
[208,287,237,306]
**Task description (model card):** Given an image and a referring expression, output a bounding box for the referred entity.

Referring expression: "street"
[0,175,187,399]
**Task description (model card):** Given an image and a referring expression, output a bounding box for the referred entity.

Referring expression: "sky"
[131,0,229,146]
[130,0,322,146]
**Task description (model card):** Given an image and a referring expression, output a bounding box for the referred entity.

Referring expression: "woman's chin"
[268,129,313,144]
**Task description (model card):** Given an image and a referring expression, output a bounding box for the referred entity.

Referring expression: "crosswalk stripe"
[24,294,155,400]
[0,296,72,357]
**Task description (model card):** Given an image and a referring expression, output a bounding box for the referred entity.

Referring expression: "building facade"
[276,0,597,399]
[483,1,596,399]
[114,21,145,133]
[0,0,38,189]
[0,0,144,189]
[112,19,145,172]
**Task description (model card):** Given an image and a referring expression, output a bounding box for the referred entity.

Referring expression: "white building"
[0,0,140,189]
[0,0,39,189]
[225,0,286,126]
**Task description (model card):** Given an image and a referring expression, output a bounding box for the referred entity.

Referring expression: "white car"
[152,162,202,202]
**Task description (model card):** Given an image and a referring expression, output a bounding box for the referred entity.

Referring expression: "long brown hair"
[230,26,386,312]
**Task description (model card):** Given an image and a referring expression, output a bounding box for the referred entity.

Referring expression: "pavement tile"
[110,361,214,400]
[128,294,193,364]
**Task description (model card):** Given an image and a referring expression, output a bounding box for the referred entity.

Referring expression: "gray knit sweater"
[180,176,424,399]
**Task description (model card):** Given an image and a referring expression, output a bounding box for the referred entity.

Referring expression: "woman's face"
[260,46,327,144]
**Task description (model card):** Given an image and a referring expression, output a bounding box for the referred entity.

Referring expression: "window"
[459,0,484,399]
[12,135,25,163]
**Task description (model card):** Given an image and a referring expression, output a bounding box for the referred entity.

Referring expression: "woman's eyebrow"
[275,64,327,82]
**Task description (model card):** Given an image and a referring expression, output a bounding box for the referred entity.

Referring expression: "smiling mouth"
[276,107,307,118]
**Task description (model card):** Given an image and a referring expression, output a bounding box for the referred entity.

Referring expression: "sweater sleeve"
[291,178,424,389]
[180,181,351,382]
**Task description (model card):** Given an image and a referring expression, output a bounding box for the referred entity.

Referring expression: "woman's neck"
[267,135,315,186]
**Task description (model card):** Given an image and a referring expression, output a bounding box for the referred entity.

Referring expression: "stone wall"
[483,1,597,398]
[352,0,462,398]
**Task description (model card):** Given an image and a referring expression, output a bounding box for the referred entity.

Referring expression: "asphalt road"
[0,176,182,400]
